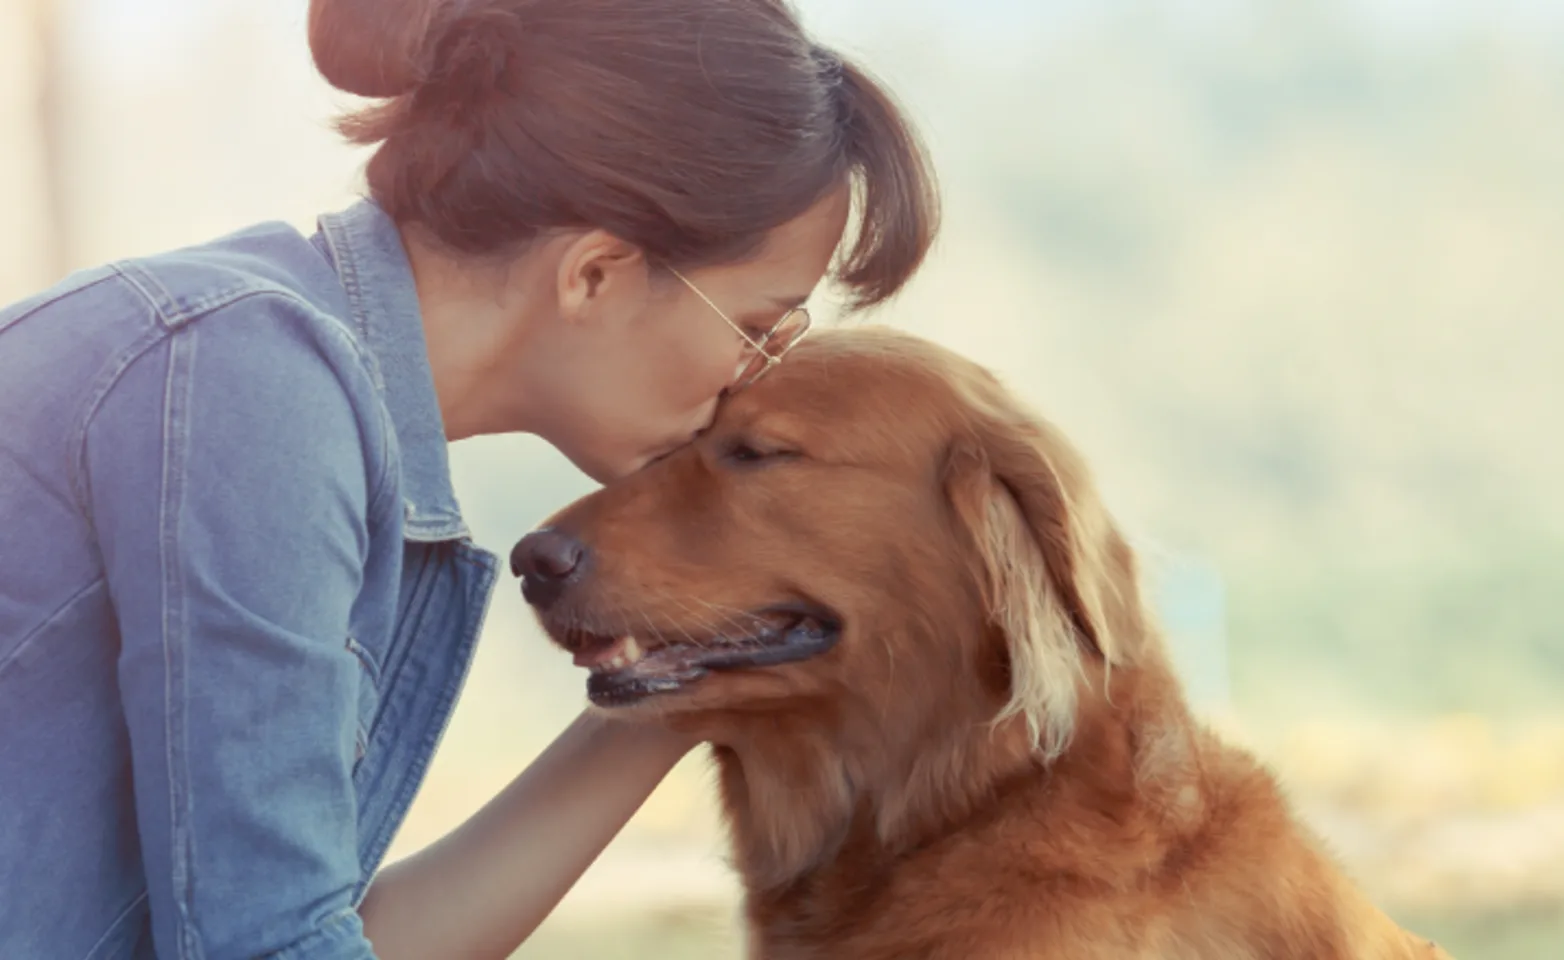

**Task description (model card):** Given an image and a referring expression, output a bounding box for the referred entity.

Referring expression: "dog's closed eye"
[720,437,800,469]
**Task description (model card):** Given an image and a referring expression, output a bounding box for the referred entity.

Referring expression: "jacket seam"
[74,269,395,531]
[0,264,118,335]
[159,327,202,960]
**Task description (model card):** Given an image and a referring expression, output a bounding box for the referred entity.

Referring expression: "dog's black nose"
[510,529,588,608]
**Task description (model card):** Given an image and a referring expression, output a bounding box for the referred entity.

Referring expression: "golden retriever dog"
[511,327,1452,959]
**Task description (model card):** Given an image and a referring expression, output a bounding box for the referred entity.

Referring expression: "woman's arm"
[359,710,697,959]
[87,299,393,960]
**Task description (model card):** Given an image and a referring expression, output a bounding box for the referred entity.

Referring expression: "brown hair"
[308,0,939,309]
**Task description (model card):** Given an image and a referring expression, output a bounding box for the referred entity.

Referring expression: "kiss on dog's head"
[513,327,1450,959]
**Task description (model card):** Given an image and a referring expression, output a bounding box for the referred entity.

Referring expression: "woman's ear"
[555,229,649,327]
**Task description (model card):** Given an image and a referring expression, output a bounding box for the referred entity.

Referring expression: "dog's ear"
[943,394,1145,759]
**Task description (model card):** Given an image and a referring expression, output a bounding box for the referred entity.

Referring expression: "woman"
[0,0,937,957]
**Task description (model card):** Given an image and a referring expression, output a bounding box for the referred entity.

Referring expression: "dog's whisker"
[682,595,771,641]
[554,575,778,649]
[640,587,762,649]
[635,608,666,650]
[600,585,717,650]
[656,598,708,650]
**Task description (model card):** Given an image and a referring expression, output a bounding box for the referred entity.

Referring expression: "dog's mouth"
[552,604,842,707]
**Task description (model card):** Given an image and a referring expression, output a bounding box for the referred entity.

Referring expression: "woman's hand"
[358,709,700,959]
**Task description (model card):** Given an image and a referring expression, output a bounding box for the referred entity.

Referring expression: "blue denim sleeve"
[84,293,389,960]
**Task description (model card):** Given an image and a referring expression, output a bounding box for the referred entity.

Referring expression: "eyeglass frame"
[668,266,813,391]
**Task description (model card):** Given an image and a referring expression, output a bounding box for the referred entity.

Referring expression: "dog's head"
[513,326,1148,760]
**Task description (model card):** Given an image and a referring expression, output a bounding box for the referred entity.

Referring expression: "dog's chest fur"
[725,732,1448,960]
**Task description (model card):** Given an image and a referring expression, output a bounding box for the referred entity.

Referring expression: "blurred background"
[4,0,1562,955]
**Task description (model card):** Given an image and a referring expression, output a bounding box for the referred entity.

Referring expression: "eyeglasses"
[669,267,813,391]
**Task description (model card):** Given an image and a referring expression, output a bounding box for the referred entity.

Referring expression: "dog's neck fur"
[714,628,1205,901]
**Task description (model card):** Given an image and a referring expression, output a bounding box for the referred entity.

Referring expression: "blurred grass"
[1397,903,1564,960]
[1226,540,1564,724]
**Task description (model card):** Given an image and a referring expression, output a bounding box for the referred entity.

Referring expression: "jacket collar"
[315,198,469,542]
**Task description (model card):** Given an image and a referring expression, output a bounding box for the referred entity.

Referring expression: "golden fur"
[527,326,1453,959]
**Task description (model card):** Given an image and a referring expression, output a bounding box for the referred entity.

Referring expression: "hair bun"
[416,3,527,106]
[308,0,440,99]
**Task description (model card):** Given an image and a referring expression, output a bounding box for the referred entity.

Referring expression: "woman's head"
[310,0,939,480]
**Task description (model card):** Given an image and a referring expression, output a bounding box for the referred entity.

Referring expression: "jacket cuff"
[266,908,378,960]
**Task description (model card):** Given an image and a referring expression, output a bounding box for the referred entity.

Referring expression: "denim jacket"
[0,200,500,959]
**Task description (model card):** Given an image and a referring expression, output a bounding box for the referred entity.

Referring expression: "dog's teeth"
[586,637,642,675]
